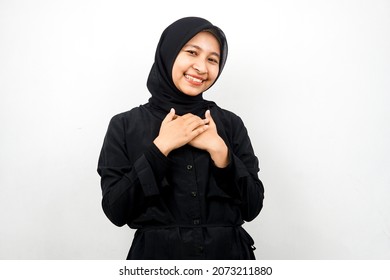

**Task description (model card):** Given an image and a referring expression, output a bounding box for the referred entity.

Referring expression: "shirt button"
[193,219,200,225]
[186,164,193,171]
[191,191,197,197]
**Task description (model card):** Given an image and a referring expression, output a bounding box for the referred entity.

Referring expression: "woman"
[97,17,264,259]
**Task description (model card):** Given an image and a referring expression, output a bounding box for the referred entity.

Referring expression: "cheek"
[172,57,187,79]
[171,64,183,87]
[208,67,220,83]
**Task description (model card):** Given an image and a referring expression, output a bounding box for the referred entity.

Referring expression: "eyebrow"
[184,44,220,58]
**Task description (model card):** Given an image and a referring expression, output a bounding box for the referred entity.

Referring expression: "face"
[172,31,221,96]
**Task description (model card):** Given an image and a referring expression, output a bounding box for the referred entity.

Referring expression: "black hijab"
[147,17,228,117]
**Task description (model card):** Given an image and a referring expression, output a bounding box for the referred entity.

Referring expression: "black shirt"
[97,103,264,259]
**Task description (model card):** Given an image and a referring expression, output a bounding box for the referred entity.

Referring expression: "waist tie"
[135,222,244,232]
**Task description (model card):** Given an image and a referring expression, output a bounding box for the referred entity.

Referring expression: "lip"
[184,74,205,86]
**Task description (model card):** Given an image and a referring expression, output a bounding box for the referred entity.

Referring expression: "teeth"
[185,75,203,83]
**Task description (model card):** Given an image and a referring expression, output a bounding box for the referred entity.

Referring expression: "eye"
[208,57,219,65]
[186,50,197,56]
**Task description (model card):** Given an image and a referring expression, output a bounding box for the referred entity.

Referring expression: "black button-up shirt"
[98,103,264,259]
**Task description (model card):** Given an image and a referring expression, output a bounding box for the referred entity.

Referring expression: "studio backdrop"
[0,0,389,259]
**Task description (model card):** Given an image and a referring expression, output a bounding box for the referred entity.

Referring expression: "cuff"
[133,144,170,197]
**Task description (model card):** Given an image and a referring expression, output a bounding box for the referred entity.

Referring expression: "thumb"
[205,109,213,124]
[162,108,175,124]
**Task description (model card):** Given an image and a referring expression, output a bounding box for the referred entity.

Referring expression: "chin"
[180,87,204,96]
[182,85,212,97]
[182,91,202,97]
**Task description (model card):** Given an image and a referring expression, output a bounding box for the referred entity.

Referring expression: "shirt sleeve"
[211,114,265,222]
[97,114,169,227]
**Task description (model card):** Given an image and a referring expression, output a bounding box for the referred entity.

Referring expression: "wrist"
[153,137,171,157]
[209,141,229,168]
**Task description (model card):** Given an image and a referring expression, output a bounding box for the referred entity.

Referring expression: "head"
[172,30,221,96]
[147,17,228,99]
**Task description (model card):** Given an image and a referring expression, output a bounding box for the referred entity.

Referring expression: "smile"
[185,74,204,84]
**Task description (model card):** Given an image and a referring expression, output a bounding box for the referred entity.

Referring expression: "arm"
[97,114,169,227]
[214,114,264,222]
[190,110,264,221]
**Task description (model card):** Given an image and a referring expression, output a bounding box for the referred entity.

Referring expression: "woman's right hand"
[153,108,209,156]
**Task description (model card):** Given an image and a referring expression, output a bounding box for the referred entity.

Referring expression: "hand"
[153,108,210,156]
[188,110,229,168]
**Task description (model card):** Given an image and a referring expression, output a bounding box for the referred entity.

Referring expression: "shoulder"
[107,104,161,137]
[104,106,145,135]
[211,105,245,126]
[111,106,142,121]
[211,105,251,145]
[109,105,150,125]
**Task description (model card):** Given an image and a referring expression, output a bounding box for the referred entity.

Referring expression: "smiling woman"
[97,16,264,260]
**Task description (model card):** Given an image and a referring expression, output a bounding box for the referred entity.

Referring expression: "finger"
[191,124,209,138]
[162,108,175,124]
[205,110,214,125]
[205,110,210,121]
[180,113,197,121]
[187,117,209,132]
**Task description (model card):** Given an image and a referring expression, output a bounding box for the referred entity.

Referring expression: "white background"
[0,0,389,259]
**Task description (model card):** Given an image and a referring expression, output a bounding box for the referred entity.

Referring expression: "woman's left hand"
[188,110,229,168]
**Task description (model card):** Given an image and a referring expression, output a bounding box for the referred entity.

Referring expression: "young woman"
[98,17,264,259]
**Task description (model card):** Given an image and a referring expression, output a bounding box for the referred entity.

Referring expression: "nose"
[192,60,207,74]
